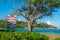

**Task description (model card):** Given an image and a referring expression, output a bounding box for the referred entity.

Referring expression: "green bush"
[0,32,49,40]
[55,38,60,40]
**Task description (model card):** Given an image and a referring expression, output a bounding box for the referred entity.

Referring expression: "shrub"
[55,38,60,40]
[0,32,49,40]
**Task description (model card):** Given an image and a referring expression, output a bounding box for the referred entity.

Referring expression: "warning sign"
[7,15,17,31]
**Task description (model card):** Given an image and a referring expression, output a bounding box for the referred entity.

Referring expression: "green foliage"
[35,23,57,28]
[0,20,7,28]
[28,0,42,4]
[0,20,27,28]
[16,21,27,28]
[0,20,57,28]
[55,38,60,40]
[0,32,49,40]
[28,0,60,16]
[28,0,60,7]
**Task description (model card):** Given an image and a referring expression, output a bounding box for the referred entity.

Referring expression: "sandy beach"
[45,34,60,40]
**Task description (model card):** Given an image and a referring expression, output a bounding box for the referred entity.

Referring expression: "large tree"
[14,0,60,32]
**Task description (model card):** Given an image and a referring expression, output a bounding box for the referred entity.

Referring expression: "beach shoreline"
[45,34,60,40]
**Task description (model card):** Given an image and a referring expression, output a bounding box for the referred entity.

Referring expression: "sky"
[0,0,60,27]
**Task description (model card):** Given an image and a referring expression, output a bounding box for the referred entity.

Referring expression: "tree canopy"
[13,0,60,31]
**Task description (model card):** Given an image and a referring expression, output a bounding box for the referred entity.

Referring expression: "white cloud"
[46,21,53,25]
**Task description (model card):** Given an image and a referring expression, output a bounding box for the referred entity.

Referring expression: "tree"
[0,20,7,28]
[17,21,27,28]
[14,0,60,32]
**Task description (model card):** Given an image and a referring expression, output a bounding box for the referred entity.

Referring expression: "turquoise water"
[17,28,60,34]
[0,28,60,34]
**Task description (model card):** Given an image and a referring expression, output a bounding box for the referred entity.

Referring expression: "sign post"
[7,15,17,31]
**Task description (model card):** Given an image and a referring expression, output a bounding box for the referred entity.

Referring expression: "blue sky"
[0,0,60,27]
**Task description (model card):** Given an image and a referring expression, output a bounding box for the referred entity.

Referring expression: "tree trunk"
[26,19,32,32]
